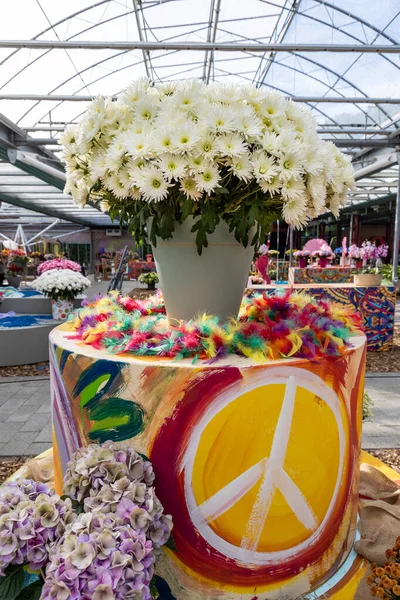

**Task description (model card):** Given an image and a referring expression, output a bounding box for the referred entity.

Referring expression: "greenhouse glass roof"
[0,0,399,224]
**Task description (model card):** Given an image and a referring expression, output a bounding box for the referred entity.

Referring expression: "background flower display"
[138,271,159,289]
[32,268,90,302]
[37,257,81,275]
[360,240,378,264]
[0,442,172,600]
[61,78,355,254]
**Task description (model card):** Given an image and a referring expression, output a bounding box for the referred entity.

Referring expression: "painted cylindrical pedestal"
[50,327,366,600]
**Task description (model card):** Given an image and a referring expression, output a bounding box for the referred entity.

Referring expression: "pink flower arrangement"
[377,243,389,258]
[360,241,377,261]
[37,258,81,275]
[348,244,361,259]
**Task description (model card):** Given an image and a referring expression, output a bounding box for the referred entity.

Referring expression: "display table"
[289,266,354,285]
[128,260,156,279]
[248,283,395,352]
[50,325,366,600]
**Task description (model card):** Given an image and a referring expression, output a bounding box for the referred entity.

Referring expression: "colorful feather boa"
[67,290,363,362]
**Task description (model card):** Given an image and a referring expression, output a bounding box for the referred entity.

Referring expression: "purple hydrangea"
[41,513,155,600]
[63,442,155,503]
[0,479,74,575]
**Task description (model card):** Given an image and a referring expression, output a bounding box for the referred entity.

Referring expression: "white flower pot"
[151,217,255,323]
[52,298,74,321]
[354,274,382,287]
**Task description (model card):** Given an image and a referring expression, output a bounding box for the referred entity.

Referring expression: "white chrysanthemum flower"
[208,81,243,105]
[259,175,281,196]
[105,172,130,199]
[195,133,219,159]
[59,125,78,149]
[155,81,177,96]
[282,195,309,228]
[215,133,247,157]
[105,136,126,171]
[171,120,200,153]
[327,193,344,218]
[260,93,284,120]
[124,133,153,158]
[307,193,326,218]
[134,96,159,122]
[252,152,278,182]
[194,163,221,194]
[90,151,108,179]
[61,151,79,172]
[307,174,327,203]
[278,150,304,182]
[78,114,101,144]
[303,142,324,176]
[157,153,188,181]
[119,77,151,106]
[281,176,306,201]
[236,105,263,141]
[86,96,107,122]
[261,131,280,155]
[180,177,203,201]
[136,166,171,202]
[173,80,203,110]
[99,201,110,212]
[228,154,253,182]
[152,127,173,153]
[188,154,207,173]
[205,105,237,133]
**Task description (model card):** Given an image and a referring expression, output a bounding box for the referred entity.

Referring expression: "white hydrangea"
[61,79,355,228]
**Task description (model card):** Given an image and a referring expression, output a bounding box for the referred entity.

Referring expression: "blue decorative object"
[0,314,54,329]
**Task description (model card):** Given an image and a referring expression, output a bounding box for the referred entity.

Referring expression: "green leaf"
[149,577,160,599]
[0,565,25,600]
[15,580,43,600]
[165,534,177,552]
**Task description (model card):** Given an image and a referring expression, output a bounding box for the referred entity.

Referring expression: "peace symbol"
[181,367,346,566]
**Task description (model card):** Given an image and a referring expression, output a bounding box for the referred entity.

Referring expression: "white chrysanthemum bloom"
[155,81,177,96]
[261,131,280,155]
[282,195,309,227]
[136,166,171,202]
[152,127,173,153]
[260,93,284,120]
[307,193,326,218]
[157,153,188,181]
[105,173,130,199]
[215,133,248,157]
[90,151,109,179]
[124,133,153,158]
[228,154,253,182]
[188,154,207,173]
[119,77,151,106]
[252,152,279,182]
[208,81,243,105]
[277,130,299,154]
[171,120,200,153]
[134,96,159,122]
[278,150,304,182]
[61,151,80,173]
[307,174,327,203]
[195,133,219,159]
[259,175,281,196]
[78,114,102,144]
[205,105,238,133]
[303,142,324,176]
[281,177,306,201]
[180,177,203,201]
[194,163,221,194]
[99,201,110,212]
[105,136,127,170]
[59,125,78,150]
[236,105,263,141]
[327,193,344,218]
[173,80,203,111]
[87,96,108,120]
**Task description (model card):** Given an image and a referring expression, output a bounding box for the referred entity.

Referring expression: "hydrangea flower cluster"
[41,513,155,600]
[61,78,355,253]
[32,268,91,301]
[37,258,81,275]
[64,442,172,550]
[0,480,74,575]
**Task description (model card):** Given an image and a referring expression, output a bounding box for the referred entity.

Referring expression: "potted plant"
[312,249,331,268]
[6,262,23,287]
[32,268,91,320]
[354,267,382,287]
[293,250,311,268]
[61,79,354,322]
[138,271,159,290]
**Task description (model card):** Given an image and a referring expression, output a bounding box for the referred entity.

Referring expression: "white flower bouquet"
[32,268,91,301]
[61,78,354,254]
